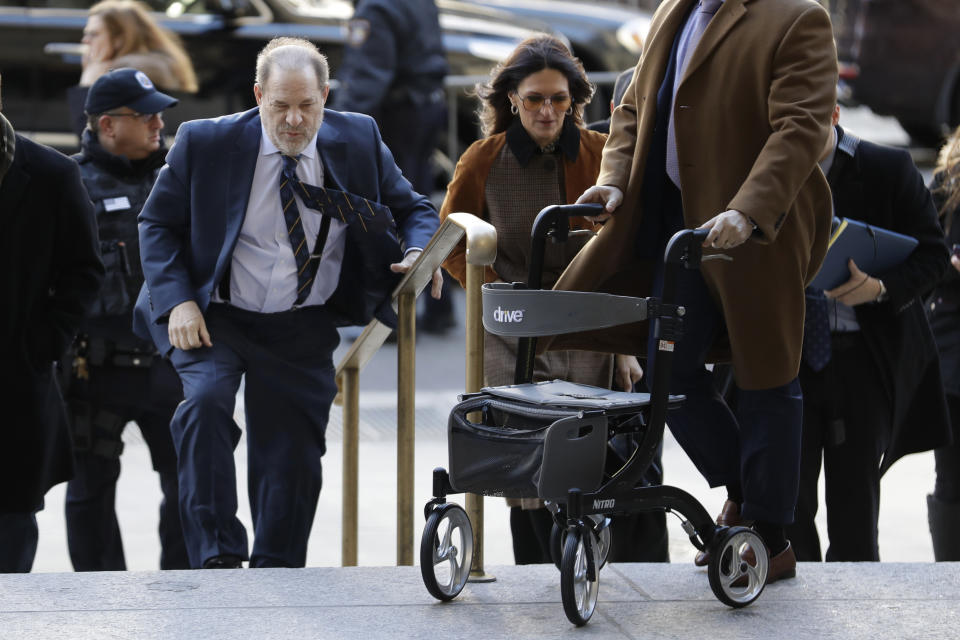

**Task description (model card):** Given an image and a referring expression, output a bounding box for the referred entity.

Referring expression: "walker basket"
[447,380,655,500]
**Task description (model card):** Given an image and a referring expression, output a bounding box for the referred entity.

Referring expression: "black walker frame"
[419,204,769,626]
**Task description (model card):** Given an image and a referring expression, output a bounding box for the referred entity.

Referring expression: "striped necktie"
[280,154,395,305]
[280,154,321,305]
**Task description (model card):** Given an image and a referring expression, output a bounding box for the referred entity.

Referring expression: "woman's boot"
[927,493,960,561]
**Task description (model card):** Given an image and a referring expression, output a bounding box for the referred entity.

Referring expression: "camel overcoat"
[548,0,838,390]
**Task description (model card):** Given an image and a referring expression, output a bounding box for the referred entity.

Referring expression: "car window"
[14,1,91,7]
[159,0,261,18]
[279,0,352,19]
[3,0,251,13]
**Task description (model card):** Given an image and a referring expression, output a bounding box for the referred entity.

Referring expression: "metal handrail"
[335,212,496,567]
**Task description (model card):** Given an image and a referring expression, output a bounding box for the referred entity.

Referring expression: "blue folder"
[809,217,918,290]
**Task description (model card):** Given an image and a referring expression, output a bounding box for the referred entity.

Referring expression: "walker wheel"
[551,516,611,572]
[560,525,600,626]
[420,502,473,601]
[590,515,612,570]
[550,522,564,570]
[707,526,768,608]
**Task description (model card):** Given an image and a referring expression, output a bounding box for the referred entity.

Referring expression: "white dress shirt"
[219,123,348,313]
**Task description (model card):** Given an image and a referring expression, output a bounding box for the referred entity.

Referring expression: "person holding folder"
[787,105,952,561]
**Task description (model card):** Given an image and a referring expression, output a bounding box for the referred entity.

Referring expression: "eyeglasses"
[103,111,161,123]
[515,93,573,112]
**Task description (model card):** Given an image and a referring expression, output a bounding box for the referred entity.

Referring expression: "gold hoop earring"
[510,103,519,115]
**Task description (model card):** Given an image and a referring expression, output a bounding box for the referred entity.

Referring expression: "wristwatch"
[874,279,888,303]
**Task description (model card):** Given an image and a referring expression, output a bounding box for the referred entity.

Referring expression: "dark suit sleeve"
[369,117,439,251]
[877,148,949,309]
[36,160,104,362]
[138,124,199,322]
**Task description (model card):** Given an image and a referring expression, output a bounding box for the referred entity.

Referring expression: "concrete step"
[2,562,958,639]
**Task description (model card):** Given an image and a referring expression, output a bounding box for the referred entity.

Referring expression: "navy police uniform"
[334,0,448,195]
[334,0,454,332]
[64,70,189,571]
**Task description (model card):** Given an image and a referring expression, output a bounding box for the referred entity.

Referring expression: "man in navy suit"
[135,37,441,569]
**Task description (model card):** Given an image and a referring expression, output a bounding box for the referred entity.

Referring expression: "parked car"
[0,0,547,150]
[831,0,960,146]
[462,0,649,75]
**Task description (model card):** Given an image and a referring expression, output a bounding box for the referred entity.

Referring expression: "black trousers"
[65,358,188,571]
[510,507,670,564]
[788,331,890,561]
[378,96,445,197]
[934,394,960,503]
[0,510,39,573]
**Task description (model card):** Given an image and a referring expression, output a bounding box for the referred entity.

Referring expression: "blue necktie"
[802,287,832,372]
[666,0,723,187]
[280,154,395,305]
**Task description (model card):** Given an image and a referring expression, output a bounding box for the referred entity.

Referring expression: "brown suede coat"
[548,0,838,390]
[439,127,608,286]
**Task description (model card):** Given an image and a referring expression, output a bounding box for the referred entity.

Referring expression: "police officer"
[65,68,188,571]
[333,0,454,333]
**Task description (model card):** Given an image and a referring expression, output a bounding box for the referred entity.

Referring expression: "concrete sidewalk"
[3,562,959,639]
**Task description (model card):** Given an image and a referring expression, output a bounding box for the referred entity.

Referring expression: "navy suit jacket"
[134,107,439,353]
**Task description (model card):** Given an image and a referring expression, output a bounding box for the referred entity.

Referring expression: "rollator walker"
[419,203,770,626]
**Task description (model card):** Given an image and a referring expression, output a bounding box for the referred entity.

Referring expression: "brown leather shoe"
[766,541,797,584]
[694,500,745,567]
[732,540,796,587]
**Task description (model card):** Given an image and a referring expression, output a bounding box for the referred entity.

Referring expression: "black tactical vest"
[73,130,166,332]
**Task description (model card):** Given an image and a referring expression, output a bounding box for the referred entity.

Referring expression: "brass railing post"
[335,213,495,568]
[465,262,495,582]
[396,291,416,566]
[340,368,360,566]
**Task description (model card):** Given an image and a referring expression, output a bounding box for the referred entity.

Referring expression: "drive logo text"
[493,306,524,323]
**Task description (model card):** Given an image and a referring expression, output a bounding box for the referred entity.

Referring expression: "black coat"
[0,134,103,513]
[829,126,951,473]
[927,171,960,401]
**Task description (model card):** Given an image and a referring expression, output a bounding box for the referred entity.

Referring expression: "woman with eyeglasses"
[439,35,643,564]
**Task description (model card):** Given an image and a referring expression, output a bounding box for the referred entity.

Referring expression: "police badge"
[346,18,371,47]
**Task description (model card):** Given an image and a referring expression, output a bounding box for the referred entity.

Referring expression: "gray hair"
[86,113,101,133]
[255,37,329,89]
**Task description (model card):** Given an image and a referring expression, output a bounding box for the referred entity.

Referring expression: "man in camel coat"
[557,0,838,582]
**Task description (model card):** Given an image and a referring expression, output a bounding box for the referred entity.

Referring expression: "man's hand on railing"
[390,249,444,299]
